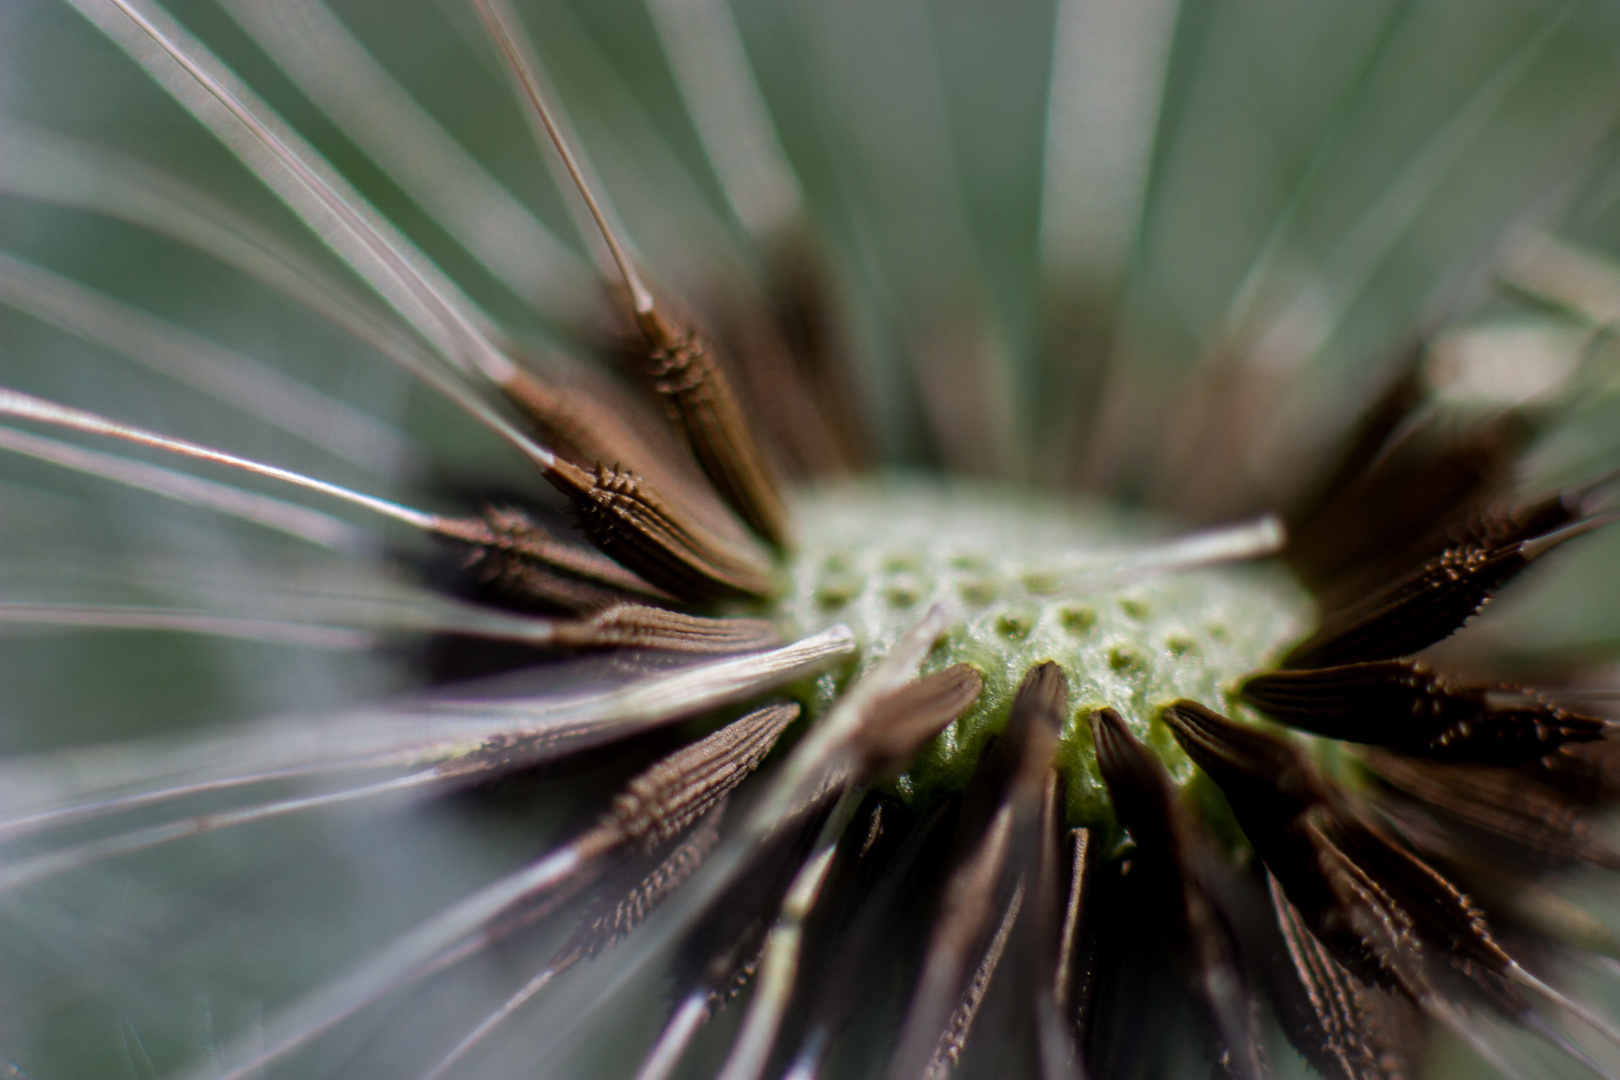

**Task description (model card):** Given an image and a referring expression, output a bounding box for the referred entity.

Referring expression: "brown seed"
[545,457,777,601]
[886,663,1066,1080]
[887,798,1017,1080]
[925,879,1025,1079]
[792,799,956,1071]
[500,364,756,548]
[472,0,790,549]
[606,701,799,851]
[1032,773,1086,1080]
[1282,512,1610,669]
[1162,700,1526,1016]
[1361,749,1620,872]
[553,603,779,655]
[547,805,726,968]
[637,305,793,547]
[1091,707,1263,1080]
[441,507,674,610]
[481,804,725,963]
[1052,825,1093,1024]
[669,796,838,1024]
[1241,661,1610,764]
[855,663,985,778]
[1265,875,1423,1080]
[715,247,866,480]
[763,234,871,473]
[1284,333,1531,603]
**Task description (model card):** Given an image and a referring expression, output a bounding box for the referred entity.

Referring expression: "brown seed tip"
[636,306,793,548]
[855,663,985,778]
[608,702,800,850]
[448,506,674,610]
[1005,662,1068,804]
[554,604,780,654]
[544,457,776,602]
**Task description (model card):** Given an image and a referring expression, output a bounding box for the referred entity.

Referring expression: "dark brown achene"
[5,5,1620,1080]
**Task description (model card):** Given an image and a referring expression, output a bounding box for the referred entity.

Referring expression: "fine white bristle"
[0,249,413,476]
[214,0,593,320]
[0,121,428,368]
[632,992,712,1080]
[417,962,565,1080]
[644,0,803,240]
[1511,962,1620,1061]
[713,787,861,1080]
[472,0,655,316]
[0,628,855,837]
[1252,9,1572,375]
[0,603,376,650]
[0,122,515,456]
[0,761,396,845]
[186,842,595,1080]
[0,768,443,893]
[0,387,441,533]
[0,422,365,551]
[1086,513,1288,579]
[64,0,571,476]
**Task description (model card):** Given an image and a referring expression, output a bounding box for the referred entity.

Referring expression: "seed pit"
[816,575,860,609]
[1108,646,1146,674]
[885,581,920,607]
[1021,571,1059,595]
[1060,606,1097,634]
[996,611,1034,640]
[959,579,997,605]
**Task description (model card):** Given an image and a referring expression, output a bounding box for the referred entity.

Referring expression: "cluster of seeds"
[8,3,1620,1080]
[774,480,1313,821]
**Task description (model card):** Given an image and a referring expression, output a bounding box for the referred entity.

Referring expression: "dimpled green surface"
[772,479,1314,826]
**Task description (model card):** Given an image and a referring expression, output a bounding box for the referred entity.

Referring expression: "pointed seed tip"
[1520,511,1620,561]
[853,663,985,779]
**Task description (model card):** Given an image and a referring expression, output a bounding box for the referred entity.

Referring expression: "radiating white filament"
[0,628,856,837]
[0,250,413,475]
[645,0,803,238]
[714,787,863,1080]
[63,0,573,477]
[0,422,365,551]
[214,0,592,317]
[632,992,711,1080]
[0,769,442,893]
[472,0,656,317]
[0,387,440,532]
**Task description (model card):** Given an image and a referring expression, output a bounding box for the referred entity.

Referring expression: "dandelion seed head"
[8,1,1620,1078]
[775,479,1311,821]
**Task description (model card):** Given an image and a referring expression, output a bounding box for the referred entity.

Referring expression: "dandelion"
[5,2,1620,1079]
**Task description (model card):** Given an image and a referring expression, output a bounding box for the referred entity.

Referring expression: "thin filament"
[0,769,443,892]
[419,964,563,1080]
[632,992,710,1080]
[0,387,458,535]
[714,787,863,1080]
[0,422,364,550]
[472,0,654,315]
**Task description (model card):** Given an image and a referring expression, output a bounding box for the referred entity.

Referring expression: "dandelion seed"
[6,4,1620,1080]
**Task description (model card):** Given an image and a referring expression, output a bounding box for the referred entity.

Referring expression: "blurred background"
[5,1,1620,1076]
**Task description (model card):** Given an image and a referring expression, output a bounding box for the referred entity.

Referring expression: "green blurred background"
[5,1,1620,1076]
